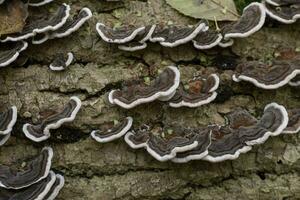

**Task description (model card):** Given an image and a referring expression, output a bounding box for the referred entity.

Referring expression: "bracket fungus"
[0,134,11,147]
[42,174,65,200]
[0,147,53,189]
[264,1,300,24]
[222,2,266,40]
[0,41,28,67]
[23,96,81,142]
[289,75,300,86]
[0,106,17,135]
[150,22,207,47]
[1,3,71,42]
[28,0,54,7]
[91,117,133,143]
[192,30,223,50]
[168,73,219,108]
[124,125,203,162]
[108,66,180,109]
[49,52,74,71]
[283,109,300,134]
[266,0,300,6]
[233,59,300,89]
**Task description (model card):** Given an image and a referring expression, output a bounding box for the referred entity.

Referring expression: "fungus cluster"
[0,106,17,146]
[0,147,64,199]
[0,1,92,69]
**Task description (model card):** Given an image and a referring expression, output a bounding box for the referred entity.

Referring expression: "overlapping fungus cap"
[289,74,300,86]
[222,2,266,40]
[108,66,180,109]
[96,23,146,44]
[0,147,53,189]
[91,117,133,143]
[23,96,81,142]
[0,134,11,146]
[49,52,74,71]
[171,127,212,163]
[232,59,300,89]
[1,3,70,42]
[264,1,300,24]
[0,41,28,67]
[150,21,207,47]
[0,171,56,200]
[192,29,223,50]
[28,0,54,7]
[124,125,201,162]
[283,108,300,134]
[169,73,219,108]
[0,106,17,135]
[42,174,65,200]
[266,0,300,6]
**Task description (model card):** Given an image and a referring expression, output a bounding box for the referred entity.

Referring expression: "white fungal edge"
[28,0,54,7]
[0,147,53,189]
[108,66,180,109]
[118,43,147,52]
[32,33,50,45]
[224,2,266,39]
[246,103,289,145]
[203,145,252,163]
[140,25,156,43]
[171,131,212,163]
[289,79,300,87]
[192,33,223,50]
[0,106,17,135]
[124,131,199,162]
[263,1,299,24]
[35,171,57,200]
[265,0,280,6]
[169,74,220,108]
[0,0,5,4]
[45,174,65,200]
[49,52,74,71]
[232,68,300,89]
[218,39,234,48]
[23,96,81,142]
[160,22,207,47]
[0,41,28,67]
[96,23,146,44]
[283,124,300,134]
[51,7,93,38]
[0,133,11,146]
[91,116,133,143]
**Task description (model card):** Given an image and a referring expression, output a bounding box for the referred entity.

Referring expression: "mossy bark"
[0,0,300,199]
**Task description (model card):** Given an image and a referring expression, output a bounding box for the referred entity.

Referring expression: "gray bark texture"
[1,0,300,199]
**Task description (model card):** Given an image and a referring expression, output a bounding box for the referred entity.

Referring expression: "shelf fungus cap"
[289,75,300,86]
[91,117,133,143]
[265,0,300,6]
[156,22,207,47]
[108,66,180,109]
[51,7,92,39]
[0,106,17,135]
[49,52,74,71]
[283,109,300,134]
[0,41,28,67]
[192,30,223,50]
[43,174,65,200]
[172,128,212,163]
[96,23,146,44]
[223,2,266,40]
[118,42,147,52]
[169,74,219,108]
[0,133,11,146]
[232,60,300,89]
[28,0,54,7]
[23,96,82,142]
[0,171,57,200]
[0,147,53,189]
[264,2,300,24]
[124,126,200,162]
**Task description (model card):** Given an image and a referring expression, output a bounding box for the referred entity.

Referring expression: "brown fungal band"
[91,117,133,143]
[0,147,53,189]
[1,3,71,42]
[23,96,81,142]
[0,41,28,67]
[124,125,202,162]
[0,106,17,135]
[222,2,266,40]
[169,74,219,108]
[49,52,74,71]
[264,2,300,24]
[283,109,300,134]
[192,30,223,50]
[232,59,300,89]
[0,171,56,200]
[108,66,180,109]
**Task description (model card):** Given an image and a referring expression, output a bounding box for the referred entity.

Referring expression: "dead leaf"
[166,0,239,21]
[0,0,28,35]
